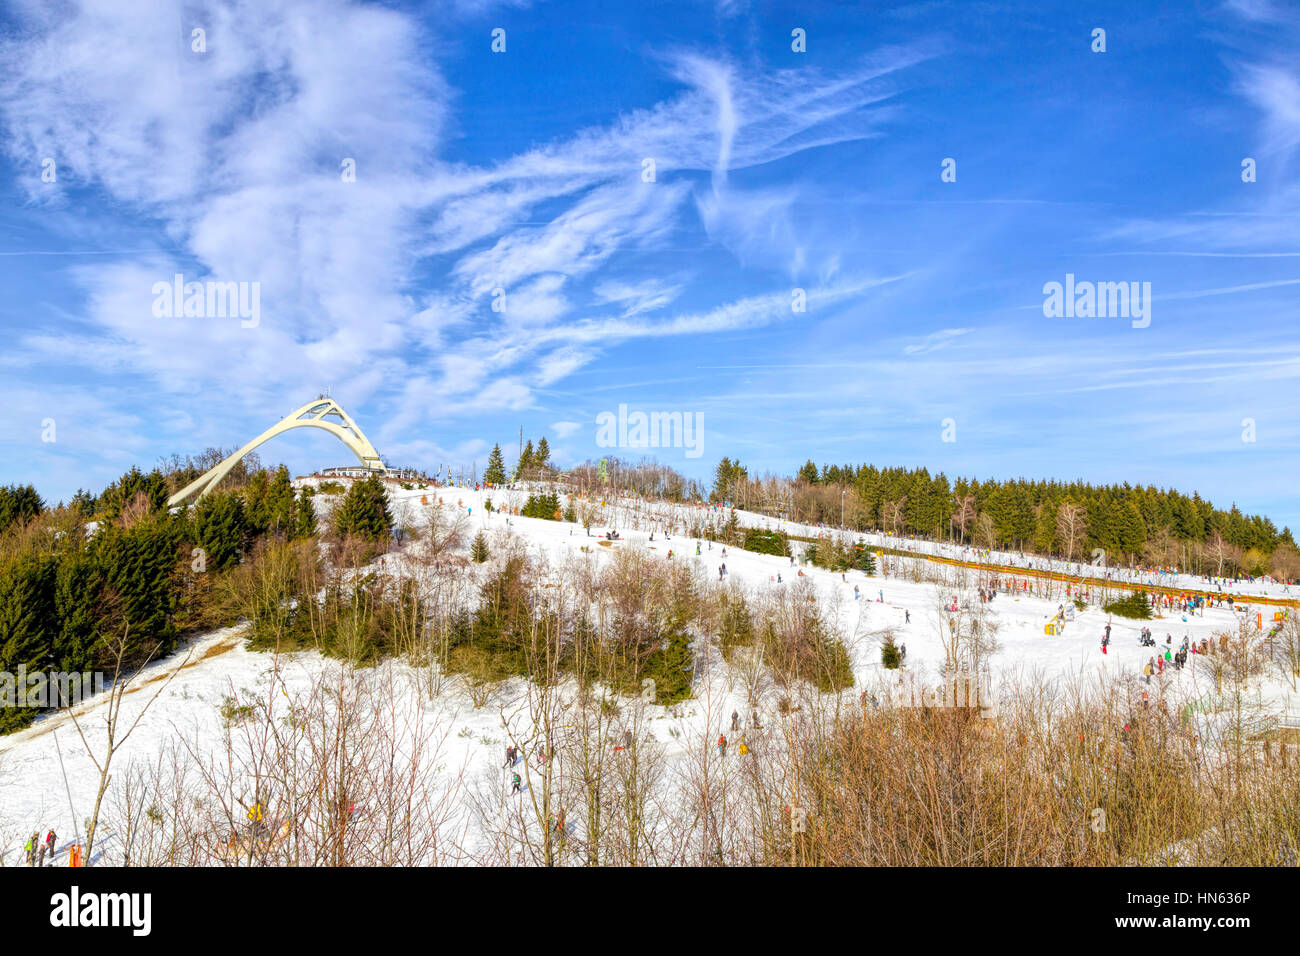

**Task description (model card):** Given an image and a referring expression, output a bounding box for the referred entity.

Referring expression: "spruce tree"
[0,552,56,731]
[515,440,535,480]
[266,466,296,534]
[91,517,180,664]
[95,467,168,522]
[53,547,106,677]
[641,626,694,705]
[70,489,95,519]
[189,491,248,571]
[333,476,393,542]
[471,531,490,563]
[484,444,507,485]
[0,484,45,534]
[293,488,317,539]
[243,469,271,535]
[881,635,901,669]
[853,541,876,574]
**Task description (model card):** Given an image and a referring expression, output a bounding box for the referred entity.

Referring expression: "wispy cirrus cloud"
[0,0,928,475]
[903,327,972,355]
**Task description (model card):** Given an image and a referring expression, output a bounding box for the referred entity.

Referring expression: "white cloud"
[0,1,930,473]
[903,327,973,355]
[593,277,684,317]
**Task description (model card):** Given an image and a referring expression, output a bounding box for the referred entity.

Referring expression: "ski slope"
[2,481,1295,864]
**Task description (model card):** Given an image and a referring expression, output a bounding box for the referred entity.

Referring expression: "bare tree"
[1055,501,1087,562]
[1271,611,1300,692]
[1204,531,1241,577]
[882,497,908,538]
[68,623,191,864]
[951,494,977,543]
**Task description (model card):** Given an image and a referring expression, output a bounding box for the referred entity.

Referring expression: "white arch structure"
[168,398,386,507]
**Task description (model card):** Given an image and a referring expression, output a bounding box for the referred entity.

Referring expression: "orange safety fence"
[873,546,1300,610]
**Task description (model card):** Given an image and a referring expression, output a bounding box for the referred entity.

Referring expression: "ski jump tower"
[167,397,387,507]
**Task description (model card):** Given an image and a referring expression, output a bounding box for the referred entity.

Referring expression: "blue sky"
[1,0,1298,530]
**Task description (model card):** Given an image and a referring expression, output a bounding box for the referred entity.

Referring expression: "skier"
[504,744,517,768]
[731,710,740,731]
[511,772,522,794]
[718,734,727,757]
[854,585,860,600]
[905,610,910,624]
[25,832,37,867]
[44,829,56,864]
[900,642,907,664]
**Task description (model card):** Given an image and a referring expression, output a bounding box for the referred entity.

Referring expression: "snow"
[2,482,1295,864]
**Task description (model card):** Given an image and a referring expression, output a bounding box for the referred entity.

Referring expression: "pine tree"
[712,458,748,503]
[515,440,535,481]
[0,484,45,534]
[471,531,490,563]
[853,542,876,574]
[0,552,56,731]
[534,437,551,470]
[95,468,168,522]
[292,488,317,539]
[91,517,181,664]
[881,634,901,669]
[333,476,393,542]
[243,470,271,535]
[723,509,741,544]
[1117,501,1147,559]
[641,626,694,705]
[189,491,248,571]
[52,545,107,675]
[266,466,296,534]
[70,489,95,519]
[484,444,507,485]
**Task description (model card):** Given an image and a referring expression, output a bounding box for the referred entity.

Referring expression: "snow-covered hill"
[3,482,1295,865]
